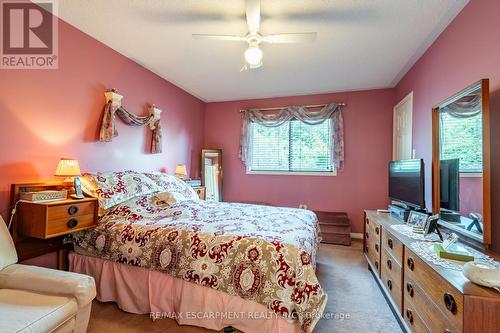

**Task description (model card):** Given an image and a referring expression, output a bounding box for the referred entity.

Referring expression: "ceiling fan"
[192,0,317,70]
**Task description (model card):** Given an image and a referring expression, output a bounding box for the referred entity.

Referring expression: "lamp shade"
[54,158,81,177]
[175,164,187,176]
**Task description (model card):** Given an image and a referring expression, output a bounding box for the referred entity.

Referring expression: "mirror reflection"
[437,83,485,240]
[202,149,223,202]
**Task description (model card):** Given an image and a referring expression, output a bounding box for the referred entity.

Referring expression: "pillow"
[81,170,161,209]
[144,172,199,202]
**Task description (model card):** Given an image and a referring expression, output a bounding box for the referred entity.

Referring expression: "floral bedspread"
[71,195,327,332]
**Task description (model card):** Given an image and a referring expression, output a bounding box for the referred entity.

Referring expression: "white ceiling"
[58,0,469,102]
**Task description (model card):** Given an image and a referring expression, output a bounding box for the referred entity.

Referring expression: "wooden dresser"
[364,210,500,333]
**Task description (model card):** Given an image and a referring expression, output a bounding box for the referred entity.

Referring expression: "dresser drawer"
[381,263,402,313]
[382,228,403,265]
[382,249,402,288]
[405,274,460,333]
[404,304,430,333]
[47,214,96,238]
[405,248,463,330]
[365,237,380,272]
[47,201,96,220]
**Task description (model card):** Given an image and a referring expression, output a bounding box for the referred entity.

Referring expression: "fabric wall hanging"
[99,89,162,154]
[239,103,345,170]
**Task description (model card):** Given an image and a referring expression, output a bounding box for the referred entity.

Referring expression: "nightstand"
[191,186,206,200]
[18,197,98,239]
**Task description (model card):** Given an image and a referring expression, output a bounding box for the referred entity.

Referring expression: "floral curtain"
[99,100,162,154]
[239,103,344,170]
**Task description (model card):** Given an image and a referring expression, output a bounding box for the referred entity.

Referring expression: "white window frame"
[245,120,337,177]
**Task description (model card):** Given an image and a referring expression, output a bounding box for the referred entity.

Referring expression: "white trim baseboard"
[350,232,363,239]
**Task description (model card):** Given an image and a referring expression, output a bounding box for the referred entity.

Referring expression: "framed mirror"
[201,149,223,202]
[432,79,491,246]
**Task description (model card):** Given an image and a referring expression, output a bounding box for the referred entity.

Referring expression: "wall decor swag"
[99,89,162,154]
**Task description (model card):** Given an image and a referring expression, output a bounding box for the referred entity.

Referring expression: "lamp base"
[70,194,85,200]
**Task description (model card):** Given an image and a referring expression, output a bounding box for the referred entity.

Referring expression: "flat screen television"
[389,159,425,209]
[440,159,460,212]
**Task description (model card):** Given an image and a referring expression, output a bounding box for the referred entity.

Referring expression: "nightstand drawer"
[192,186,206,200]
[48,201,95,220]
[47,214,96,238]
[18,197,98,239]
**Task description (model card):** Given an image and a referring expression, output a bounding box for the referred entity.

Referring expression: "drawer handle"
[406,309,414,325]
[444,330,452,333]
[387,259,392,270]
[68,205,79,215]
[406,283,414,297]
[375,261,379,269]
[67,218,78,228]
[388,238,393,249]
[375,226,380,235]
[375,244,379,252]
[365,232,369,239]
[443,292,457,314]
[387,279,392,290]
[407,257,415,271]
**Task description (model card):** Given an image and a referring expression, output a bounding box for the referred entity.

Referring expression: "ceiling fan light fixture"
[244,45,263,66]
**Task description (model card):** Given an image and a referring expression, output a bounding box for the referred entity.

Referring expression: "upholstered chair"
[0,215,96,333]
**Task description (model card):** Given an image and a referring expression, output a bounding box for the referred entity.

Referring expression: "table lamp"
[175,164,188,180]
[55,158,84,199]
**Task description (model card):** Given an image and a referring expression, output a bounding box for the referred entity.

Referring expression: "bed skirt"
[68,252,298,333]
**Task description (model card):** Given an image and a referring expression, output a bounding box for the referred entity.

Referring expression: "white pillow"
[145,172,199,202]
[80,170,161,209]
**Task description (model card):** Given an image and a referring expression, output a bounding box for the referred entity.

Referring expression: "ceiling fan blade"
[246,0,261,34]
[192,34,246,42]
[262,32,317,44]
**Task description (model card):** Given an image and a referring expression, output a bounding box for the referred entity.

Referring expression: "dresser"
[364,210,500,333]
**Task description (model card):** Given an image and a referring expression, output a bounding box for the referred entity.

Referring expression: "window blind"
[440,112,483,173]
[249,119,333,173]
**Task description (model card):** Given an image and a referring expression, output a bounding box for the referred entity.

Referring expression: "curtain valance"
[99,90,162,154]
[441,92,482,118]
[239,103,344,170]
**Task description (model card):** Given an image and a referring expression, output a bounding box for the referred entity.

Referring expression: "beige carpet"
[87,240,402,333]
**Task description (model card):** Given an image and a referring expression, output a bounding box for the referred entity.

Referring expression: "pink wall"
[459,176,483,217]
[204,89,396,233]
[395,0,500,250]
[0,18,205,222]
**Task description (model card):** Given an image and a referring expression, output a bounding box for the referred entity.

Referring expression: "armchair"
[0,216,96,333]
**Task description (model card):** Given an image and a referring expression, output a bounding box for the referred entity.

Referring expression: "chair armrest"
[0,264,96,307]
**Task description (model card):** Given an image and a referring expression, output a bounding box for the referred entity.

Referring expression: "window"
[247,119,334,174]
[440,112,483,173]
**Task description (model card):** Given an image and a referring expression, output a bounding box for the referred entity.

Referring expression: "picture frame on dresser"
[406,210,428,227]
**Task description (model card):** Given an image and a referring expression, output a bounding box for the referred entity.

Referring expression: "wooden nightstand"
[191,186,206,200]
[18,197,98,239]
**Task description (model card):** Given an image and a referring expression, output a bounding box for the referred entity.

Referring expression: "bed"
[69,171,327,333]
